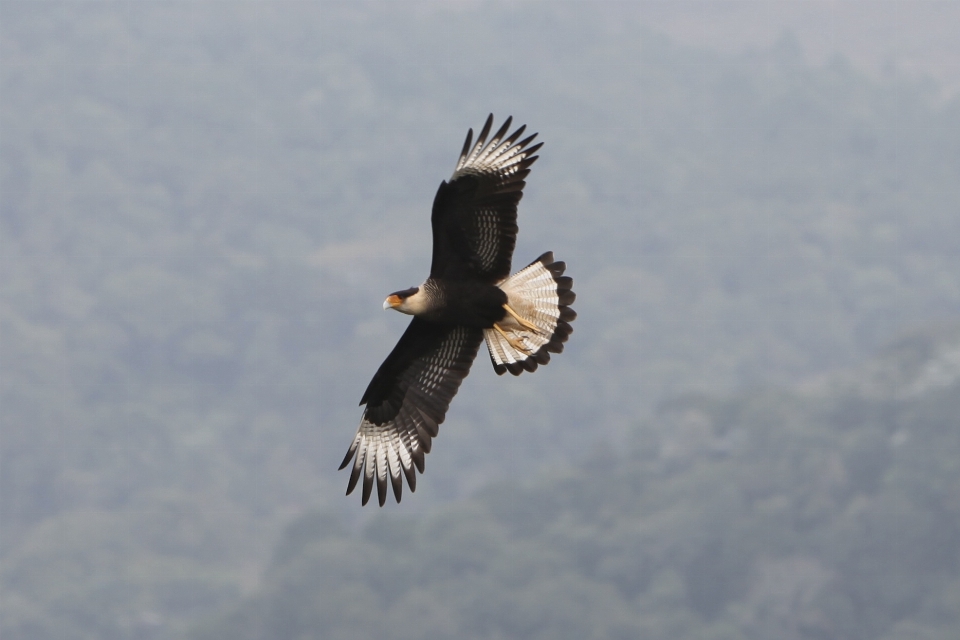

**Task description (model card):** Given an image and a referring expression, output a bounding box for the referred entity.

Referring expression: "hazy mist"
[2,1,959,638]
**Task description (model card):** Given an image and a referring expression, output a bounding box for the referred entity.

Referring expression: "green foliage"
[4,2,960,638]
[199,338,960,639]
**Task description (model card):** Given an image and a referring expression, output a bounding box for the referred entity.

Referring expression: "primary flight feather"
[339,115,576,506]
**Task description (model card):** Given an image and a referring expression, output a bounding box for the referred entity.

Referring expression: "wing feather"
[340,319,483,505]
[430,115,541,281]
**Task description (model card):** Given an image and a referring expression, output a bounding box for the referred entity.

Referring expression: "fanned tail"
[484,252,576,376]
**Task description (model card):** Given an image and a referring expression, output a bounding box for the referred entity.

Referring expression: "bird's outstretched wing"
[429,114,543,282]
[340,319,483,506]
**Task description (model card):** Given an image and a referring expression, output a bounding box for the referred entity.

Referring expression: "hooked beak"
[383,294,402,310]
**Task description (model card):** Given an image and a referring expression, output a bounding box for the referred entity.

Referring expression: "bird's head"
[383,286,424,315]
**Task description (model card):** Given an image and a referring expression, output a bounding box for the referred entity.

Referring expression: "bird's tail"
[484,252,576,375]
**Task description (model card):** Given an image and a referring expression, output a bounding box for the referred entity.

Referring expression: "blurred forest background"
[2,1,960,639]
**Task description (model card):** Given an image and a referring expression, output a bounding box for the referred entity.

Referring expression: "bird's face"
[383,287,422,315]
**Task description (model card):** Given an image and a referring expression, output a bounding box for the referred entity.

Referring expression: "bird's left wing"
[429,114,543,282]
[340,319,484,506]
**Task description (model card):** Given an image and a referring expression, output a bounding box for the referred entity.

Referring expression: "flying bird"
[339,115,576,506]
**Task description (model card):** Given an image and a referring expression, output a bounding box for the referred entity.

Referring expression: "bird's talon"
[502,303,543,334]
[494,323,531,354]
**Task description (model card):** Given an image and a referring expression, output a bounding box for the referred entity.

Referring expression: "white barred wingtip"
[453,115,540,181]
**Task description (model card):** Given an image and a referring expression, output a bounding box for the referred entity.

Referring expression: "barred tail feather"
[484,251,576,376]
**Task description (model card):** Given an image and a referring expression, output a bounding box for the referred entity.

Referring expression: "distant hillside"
[3,3,960,639]
[194,323,960,640]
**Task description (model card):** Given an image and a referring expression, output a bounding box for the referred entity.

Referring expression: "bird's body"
[340,115,576,506]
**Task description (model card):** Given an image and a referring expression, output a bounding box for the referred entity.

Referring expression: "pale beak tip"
[383,294,402,311]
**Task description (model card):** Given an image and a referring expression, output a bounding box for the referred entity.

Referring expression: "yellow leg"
[494,323,531,354]
[502,304,542,334]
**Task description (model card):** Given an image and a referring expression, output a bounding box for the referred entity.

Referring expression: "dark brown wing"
[429,114,542,282]
[340,319,483,506]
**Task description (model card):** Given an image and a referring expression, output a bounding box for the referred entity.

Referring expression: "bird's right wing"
[429,115,543,282]
[340,319,483,506]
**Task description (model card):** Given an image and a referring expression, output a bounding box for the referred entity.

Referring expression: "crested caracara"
[339,115,576,506]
